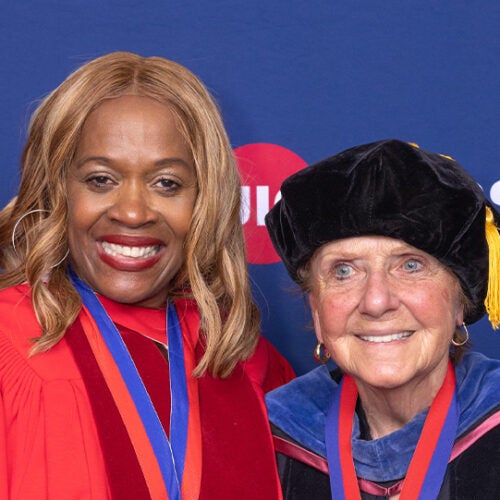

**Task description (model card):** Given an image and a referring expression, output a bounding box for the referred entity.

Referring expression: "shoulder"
[266,366,337,458]
[456,351,500,434]
[0,284,40,346]
[0,283,32,308]
[457,349,500,380]
[0,284,81,383]
[266,365,336,414]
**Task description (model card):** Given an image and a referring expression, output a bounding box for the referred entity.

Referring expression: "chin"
[356,367,412,390]
[94,283,158,306]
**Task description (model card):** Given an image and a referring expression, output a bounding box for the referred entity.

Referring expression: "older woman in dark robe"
[265,139,500,499]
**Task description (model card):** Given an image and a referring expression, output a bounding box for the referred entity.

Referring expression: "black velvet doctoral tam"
[265,139,500,324]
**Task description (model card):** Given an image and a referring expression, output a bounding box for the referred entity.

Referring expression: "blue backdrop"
[1,1,499,374]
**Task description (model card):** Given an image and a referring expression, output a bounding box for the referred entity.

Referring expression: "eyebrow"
[72,156,110,168]
[73,156,193,169]
[318,245,421,261]
[155,158,193,169]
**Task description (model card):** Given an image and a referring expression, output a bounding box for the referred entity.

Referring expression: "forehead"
[313,235,425,260]
[74,95,193,160]
[81,95,178,130]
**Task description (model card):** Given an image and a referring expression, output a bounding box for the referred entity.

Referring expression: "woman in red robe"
[0,52,294,499]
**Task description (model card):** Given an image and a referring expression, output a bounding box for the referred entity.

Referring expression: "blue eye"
[334,263,353,279]
[402,258,422,272]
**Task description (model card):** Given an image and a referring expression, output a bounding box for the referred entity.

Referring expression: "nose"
[358,271,399,317]
[107,181,157,227]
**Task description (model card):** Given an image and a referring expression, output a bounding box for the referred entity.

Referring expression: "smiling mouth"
[359,331,414,343]
[101,241,160,259]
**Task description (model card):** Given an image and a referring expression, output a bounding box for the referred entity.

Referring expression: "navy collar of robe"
[266,351,500,482]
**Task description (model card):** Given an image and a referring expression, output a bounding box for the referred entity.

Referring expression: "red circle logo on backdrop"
[235,143,307,264]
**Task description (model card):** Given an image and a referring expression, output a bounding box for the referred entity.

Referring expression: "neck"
[355,362,449,439]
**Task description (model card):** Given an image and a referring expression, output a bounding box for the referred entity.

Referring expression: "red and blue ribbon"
[325,361,458,499]
[70,270,193,499]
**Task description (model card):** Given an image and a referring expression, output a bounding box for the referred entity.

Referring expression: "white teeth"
[360,331,413,343]
[101,242,159,259]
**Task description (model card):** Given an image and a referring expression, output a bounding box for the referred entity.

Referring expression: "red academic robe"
[0,284,294,499]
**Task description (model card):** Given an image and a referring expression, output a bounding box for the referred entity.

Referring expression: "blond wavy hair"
[0,51,260,377]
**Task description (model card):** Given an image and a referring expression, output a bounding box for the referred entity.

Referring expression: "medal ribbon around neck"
[325,360,458,499]
[70,269,194,500]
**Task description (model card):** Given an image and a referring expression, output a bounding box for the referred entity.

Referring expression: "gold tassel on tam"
[485,206,500,329]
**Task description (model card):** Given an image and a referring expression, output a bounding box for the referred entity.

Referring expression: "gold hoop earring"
[452,323,470,347]
[313,342,331,363]
[11,209,49,257]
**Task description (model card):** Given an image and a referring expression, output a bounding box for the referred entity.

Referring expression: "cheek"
[177,209,194,234]
[435,283,459,311]
[409,282,461,325]
[321,289,356,312]
[161,196,195,236]
[66,205,81,244]
[66,195,100,250]
[315,294,353,335]
[167,214,192,243]
[66,186,89,230]
[67,204,88,236]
